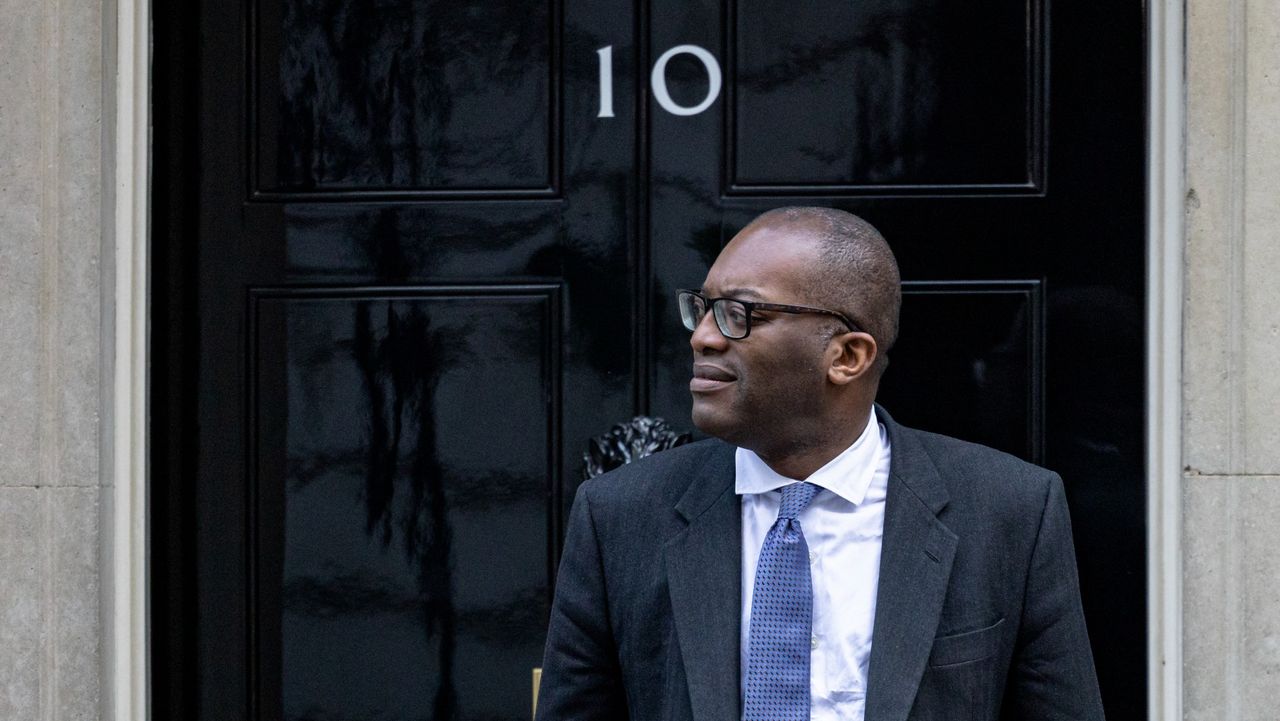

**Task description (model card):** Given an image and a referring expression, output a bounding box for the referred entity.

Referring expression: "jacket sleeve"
[1001,474,1106,720]
[535,484,629,721]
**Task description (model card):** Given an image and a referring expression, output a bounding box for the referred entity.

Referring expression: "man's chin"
[690,403,743,444]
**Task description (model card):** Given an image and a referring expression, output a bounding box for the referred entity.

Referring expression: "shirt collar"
[734,407,884,507]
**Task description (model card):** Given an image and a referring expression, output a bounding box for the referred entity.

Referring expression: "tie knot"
[778,482,821,520]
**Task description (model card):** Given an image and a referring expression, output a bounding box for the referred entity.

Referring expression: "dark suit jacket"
[536,407,1104,721]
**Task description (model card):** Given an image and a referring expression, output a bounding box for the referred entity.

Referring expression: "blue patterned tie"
[744,481,822,721]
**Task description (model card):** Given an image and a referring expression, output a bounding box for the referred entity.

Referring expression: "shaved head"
[741,207,901,374]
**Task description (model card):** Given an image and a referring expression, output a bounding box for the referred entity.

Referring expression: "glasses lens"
[678,292,705,331]
[712,299,749,338]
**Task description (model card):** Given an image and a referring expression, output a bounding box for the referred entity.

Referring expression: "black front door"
[152,0,1146,718]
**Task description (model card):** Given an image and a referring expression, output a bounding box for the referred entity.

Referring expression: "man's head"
[685,207,901,459]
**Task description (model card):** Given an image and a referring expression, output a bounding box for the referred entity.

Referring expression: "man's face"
[689,223,834,453]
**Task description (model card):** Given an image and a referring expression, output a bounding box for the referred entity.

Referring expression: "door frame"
[107,0,151,719]
[112,0,1186,718]
[1144,0,1185,718]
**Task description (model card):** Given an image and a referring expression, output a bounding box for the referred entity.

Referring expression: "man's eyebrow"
[710,287,766,300]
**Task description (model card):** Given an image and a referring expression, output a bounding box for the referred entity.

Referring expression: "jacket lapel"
[664,444,740,721]
[865,408,959,721]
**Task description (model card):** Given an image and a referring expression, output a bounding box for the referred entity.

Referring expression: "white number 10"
[597,44,723,118]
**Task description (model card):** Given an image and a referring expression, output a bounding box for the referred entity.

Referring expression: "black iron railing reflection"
[353,300,461,719]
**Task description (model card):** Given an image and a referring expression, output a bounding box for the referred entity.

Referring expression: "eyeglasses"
[677,289,862,340]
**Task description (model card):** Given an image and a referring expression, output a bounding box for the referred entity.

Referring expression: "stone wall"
[0,0,105,718]
[1183,0,1280,718]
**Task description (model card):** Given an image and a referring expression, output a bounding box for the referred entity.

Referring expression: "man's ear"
[827,332,878,386]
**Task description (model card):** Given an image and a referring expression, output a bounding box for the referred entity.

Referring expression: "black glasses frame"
[677,289,863,340]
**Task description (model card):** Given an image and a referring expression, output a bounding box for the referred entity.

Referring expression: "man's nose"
[690,309,729,354]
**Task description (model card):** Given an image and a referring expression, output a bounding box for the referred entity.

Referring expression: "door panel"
[255,0,558,195]
[883,281,1045,462]
[252,288,559,720]
[154,0,1146,717]
[729,0,1040,190]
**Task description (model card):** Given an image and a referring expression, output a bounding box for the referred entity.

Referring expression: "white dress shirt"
[737,409,891,721]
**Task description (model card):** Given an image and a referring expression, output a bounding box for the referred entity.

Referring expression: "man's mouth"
[690,364,736,392]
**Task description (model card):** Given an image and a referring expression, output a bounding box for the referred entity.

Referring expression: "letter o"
[650,44,722,117]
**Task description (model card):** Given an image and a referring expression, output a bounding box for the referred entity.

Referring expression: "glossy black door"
[156,0,646,718]
[153,0,1146,718]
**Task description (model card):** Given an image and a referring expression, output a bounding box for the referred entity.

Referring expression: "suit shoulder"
[902,426,1059,506]
[577,437,733,509]
[908,427,1054,477]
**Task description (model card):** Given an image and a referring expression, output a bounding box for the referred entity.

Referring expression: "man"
[536,207,1104,720]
